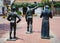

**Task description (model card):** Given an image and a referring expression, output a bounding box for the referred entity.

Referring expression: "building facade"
[15,0,42,3]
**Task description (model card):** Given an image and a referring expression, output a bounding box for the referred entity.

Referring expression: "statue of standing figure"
[25,5,39,34]
[40,5,53,39]
[7,7,21,40]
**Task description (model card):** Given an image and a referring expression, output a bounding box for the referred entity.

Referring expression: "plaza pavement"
[0,16,60,43]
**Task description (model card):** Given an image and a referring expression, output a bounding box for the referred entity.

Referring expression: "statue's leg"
[30,23,32,33]
[27,21,29,32]
[26,20,31,34]
[29,18,32,33]
[14,23,16,38]
[10,23,13,39]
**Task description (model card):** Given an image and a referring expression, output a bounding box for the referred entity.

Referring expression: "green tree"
[42,0,49,4]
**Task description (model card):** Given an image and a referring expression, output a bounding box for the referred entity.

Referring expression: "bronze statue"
[7,7,21,40]
[40,5,52,39]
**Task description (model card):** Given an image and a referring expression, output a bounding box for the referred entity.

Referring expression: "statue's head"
[28,5,31,8]
[27,5,32,10]
[45,5,49,9]
[11,7,16,12]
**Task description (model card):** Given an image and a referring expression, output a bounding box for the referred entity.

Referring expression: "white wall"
[35,7,42,16]
[19,8,23,14]
[10,0,15,5]
[0,0,3,14]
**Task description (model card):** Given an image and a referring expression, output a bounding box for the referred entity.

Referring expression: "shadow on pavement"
[33,31,41,33]
[0,24,10,38]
